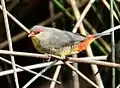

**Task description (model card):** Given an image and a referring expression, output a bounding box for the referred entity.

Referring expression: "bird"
[28,25,110,59]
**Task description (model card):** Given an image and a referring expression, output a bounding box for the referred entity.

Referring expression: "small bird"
[28,25,110,59]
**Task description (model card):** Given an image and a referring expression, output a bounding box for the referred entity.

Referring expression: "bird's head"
[28,25,45,37]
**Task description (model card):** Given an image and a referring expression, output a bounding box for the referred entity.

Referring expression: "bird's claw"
[45,53,52,62]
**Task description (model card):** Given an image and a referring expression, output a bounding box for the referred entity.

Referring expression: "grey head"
[30,25,47,32]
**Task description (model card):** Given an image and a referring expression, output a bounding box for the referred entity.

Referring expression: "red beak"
[28,32,35,37]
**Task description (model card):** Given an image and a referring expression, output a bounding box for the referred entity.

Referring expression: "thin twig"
[110,0,115,88]
[72,0,95,33]
[50,65,61,88]
[102,25,120,34]
[22,60,59,88]
[0,57,61,84]
[0,50,49,59]
[102,0,120,22]
[72,54,79,88]
[116,84,120,88]
[1,0,19,88]
[70,0,85,34]
[49,0,56,27]
[0,49,106,60]
[65,62,99,88]
[114,1,120,19]
[68,57,120,68]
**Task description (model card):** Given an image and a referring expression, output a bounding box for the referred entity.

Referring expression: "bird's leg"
[61,55,65,59]
[42,53,51,62]
[45,53,52,62]
[61,55,69,62]
[47,56,52,62]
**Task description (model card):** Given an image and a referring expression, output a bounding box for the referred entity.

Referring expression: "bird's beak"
[28,32,35,37]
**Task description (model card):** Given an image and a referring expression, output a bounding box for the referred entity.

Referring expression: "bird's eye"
[81,40,84,42]
[34,31,40,34]
[34,29,44,34]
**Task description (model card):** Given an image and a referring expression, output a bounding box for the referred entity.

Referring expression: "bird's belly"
[56,46,79,56]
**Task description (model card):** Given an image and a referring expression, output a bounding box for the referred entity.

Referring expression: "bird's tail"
[94,32,110,39]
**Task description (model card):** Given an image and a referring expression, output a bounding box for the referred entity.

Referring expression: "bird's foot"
[60,56,69,61]
[45,53,52,62]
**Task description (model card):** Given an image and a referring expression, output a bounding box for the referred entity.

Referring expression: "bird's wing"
[60,30,87,46]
